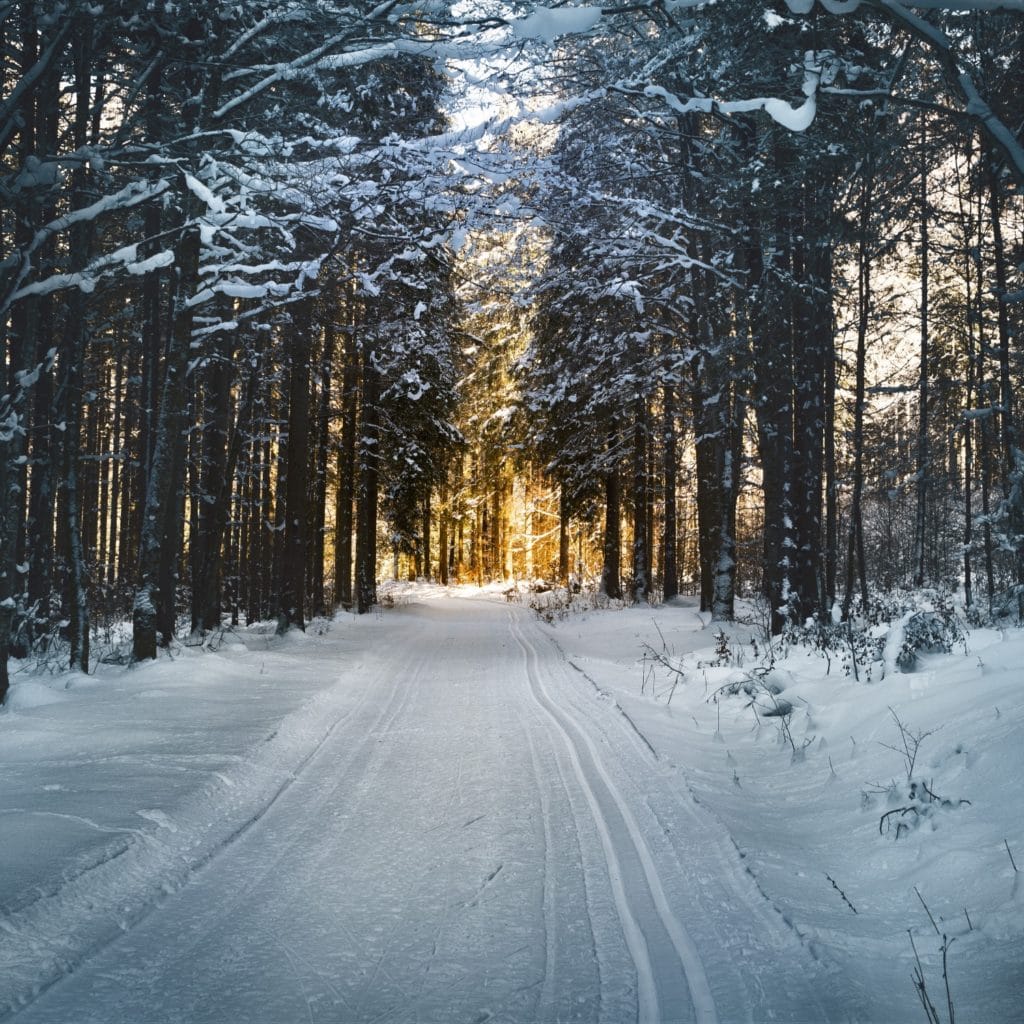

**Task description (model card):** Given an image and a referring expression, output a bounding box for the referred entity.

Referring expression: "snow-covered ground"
[530,587,1024,1023]
[1,585,1021,1023]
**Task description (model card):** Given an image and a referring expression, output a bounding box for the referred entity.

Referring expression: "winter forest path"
[11,596,830,1024]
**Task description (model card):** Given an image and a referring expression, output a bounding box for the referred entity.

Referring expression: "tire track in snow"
[508,610,719,1024]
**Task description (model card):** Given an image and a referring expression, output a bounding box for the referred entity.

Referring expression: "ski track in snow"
[4,596,847,1023]
[509,608,712,1024]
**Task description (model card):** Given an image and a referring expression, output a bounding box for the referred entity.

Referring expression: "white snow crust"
[1,588,1021,1022]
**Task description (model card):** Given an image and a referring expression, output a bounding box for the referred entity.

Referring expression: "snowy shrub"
[710,670,809,760]
[878,780,971,840]
[781,588,965,679]
[873,710,970,839]
[528,587,575,623]
[712,629,731,667]
[893,605,965,671]
[781,618,884,680]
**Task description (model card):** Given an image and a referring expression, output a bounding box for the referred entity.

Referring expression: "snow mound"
[4,680,70,710]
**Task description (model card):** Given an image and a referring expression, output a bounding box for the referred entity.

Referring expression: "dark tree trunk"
[661,384,678,602]
[190,326,235,634]
[631,397,650,603]
[558,483,570,587]
[155,389,188,647]
[984,148,1024,618]
[259,429,274,621]
[599,448,622,601]
[693,405,719,615]
[843,156,873,621]
[748,197,796,635]
[438,477,449,585]
[195,356,253,634]
[422,493,432,581]
[58,43,96,672]
[335,319,359,609]
[309,304,336,618]
[790,193,828,623]
[277,302,314,634]
[132,216,201,662]
[824,307,838,614]
[355,350,380,614]
[58,339,89,673]
[913,126,930,588]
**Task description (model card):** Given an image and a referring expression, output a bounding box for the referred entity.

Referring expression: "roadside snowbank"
[540,592,1024,1023]
[0,614,381,1015]
[2,586,1021,1022]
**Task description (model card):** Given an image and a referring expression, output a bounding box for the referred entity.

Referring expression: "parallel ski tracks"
[508,609,719,1024]
[0,630,430,1022]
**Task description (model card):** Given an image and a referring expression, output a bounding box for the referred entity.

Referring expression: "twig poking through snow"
[826,873,858,914]
[916,886,941,936]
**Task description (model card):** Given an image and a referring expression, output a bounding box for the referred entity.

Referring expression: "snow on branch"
[870,0,1024,186]
[1,178,170,316]
[212,0,404,120]
[787,0,1024,9]
[511,6,603,42]
[642,52,821,132]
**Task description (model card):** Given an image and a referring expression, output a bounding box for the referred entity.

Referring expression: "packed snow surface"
[0,587,1021,1022]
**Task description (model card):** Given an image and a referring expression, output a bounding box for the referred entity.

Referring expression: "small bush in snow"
[895,609,965,671]
[781,588,965,680]
[874,710,970,839]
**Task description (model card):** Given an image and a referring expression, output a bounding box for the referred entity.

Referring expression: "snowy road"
[10,597,831,1024]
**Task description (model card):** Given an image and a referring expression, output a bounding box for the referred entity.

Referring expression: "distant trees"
[0,1,466,698]
[1,0,1021,700]
[513,0,1022,628]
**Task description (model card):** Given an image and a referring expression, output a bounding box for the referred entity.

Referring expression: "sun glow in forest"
[0,1,1021,676]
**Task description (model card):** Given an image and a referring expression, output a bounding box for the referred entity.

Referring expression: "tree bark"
[558,483,570,588]
[631,396,650,604]
[599,447,622,601]
[661,384,678,602]
[277,300,314,634]
[309,301,336,618]
[132,216,200,662]
[913,124,930,588]
[335,317,359,610]
[355,349,380,614]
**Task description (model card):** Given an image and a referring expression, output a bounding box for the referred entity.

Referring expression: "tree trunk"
[422,493,432,581]
[913,125,930,588]
[195,357,253,634]
[984,147,1024,618]
[631,397,650,604]
[309,303,336,618]
[277,301,314,634]
[132,216,200,662]
[355,350,380,614]
[190,324,235,634]
[661,384,678,602]
[558,483,570,588]
[843,151,874,621]
[335,318,359,609]
[438,477,449,585]
[599,448,622,601]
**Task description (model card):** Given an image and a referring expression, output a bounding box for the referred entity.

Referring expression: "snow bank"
[0,615,378,1015]
[542,596,1024,1022]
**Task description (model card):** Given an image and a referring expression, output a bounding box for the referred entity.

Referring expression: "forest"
[1,0,1022,701]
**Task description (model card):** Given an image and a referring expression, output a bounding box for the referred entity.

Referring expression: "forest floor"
[0,586,1021,1023]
